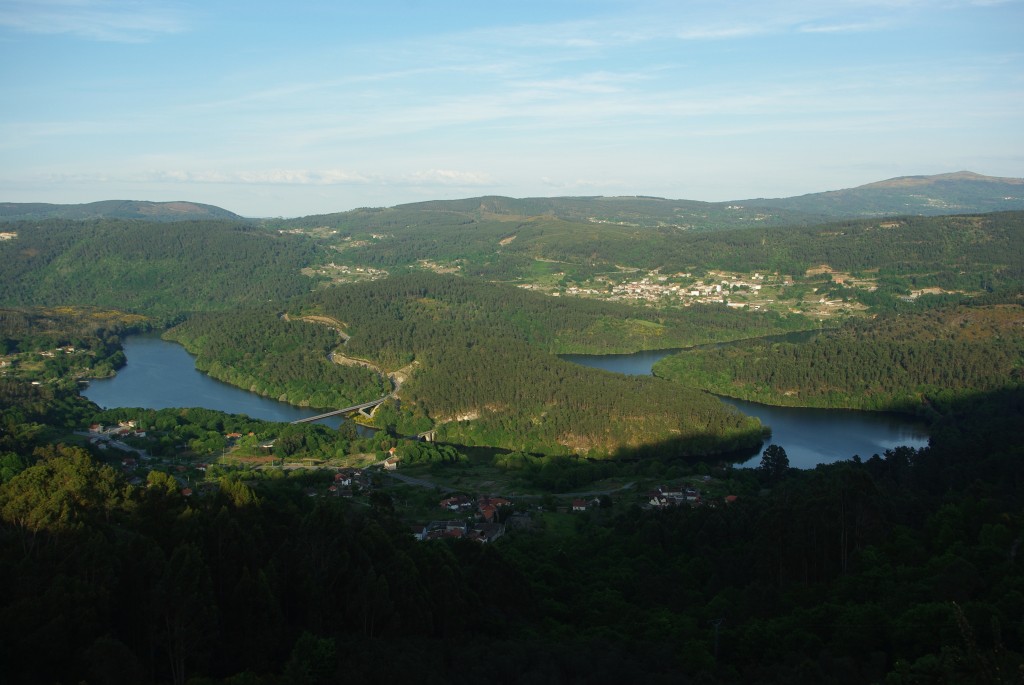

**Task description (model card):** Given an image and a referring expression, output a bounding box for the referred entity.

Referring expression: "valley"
[1,175,1022,684]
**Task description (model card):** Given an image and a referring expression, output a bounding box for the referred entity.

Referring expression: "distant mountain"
[736,171,1024,218]
[0,200,243,222]
[276,194,823,232]
[274,172,1023,232]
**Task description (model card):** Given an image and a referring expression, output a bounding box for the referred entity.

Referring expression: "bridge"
[291,396,390,424]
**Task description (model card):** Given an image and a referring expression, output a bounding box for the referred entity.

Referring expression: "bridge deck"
[291,396,389,424]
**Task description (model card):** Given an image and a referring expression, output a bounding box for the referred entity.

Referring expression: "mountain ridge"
[738,170,1024,217]
[0,199,243,222]
[4,171,1022,224]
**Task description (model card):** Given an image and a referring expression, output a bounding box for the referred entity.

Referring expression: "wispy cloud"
[0,0,186,42]
[404,169,494,186]
[798,20,890,33]
[138,168,495,188]
[149,169,374,186]
[673,24,765,40]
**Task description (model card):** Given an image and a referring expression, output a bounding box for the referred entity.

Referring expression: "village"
[563,269,777,308]
[76,418,739,546]
[543,266,888,319]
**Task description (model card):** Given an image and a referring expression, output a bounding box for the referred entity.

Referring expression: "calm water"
[89,336,929,468]
[83,335,349,429]
[560,349,679,376]
[562,348,930,469]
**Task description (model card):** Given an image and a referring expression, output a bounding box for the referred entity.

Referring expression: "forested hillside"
[0,219,322,317]
[271,172,1024,235]
[167,274,798,456]
[654,299,1024,412]
[164,308,387,411]
[271,194,822,233]
[4,207,1020,323]
[0,200,242,222]
[0,375,1021,684]
[748,171,1024,217]
[303,272,811,358]
[0,188,1021,683]
[271,204,1024,305]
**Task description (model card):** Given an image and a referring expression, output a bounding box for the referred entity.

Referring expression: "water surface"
[83,335,349,429]
[561,347,929,469]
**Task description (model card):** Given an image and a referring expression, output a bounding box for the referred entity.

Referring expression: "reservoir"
[87,336,930,469]
[83,335,351,429]
[562,349,930,469]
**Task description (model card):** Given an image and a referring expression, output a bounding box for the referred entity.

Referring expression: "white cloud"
[404,169,494,186]
[797,20,889,33]
[149,169,374,186]
[132,168,494,188]
[0,0,186,42]
[673,24,765,40]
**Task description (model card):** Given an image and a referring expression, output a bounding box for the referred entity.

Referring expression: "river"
[86,335,929,469]
[561,348,930,469]
[83,335,352,429]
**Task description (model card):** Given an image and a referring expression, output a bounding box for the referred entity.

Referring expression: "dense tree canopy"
[0,219,324,317]
[0,376,1020,683]
[165,309,387,411]
[654,301,1024,413]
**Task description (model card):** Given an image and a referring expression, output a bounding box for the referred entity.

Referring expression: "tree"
[155,542,218,685]
[760,444,790,481]
[283,632,337,685]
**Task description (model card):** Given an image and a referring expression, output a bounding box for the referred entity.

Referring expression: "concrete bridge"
[291,396,390,424]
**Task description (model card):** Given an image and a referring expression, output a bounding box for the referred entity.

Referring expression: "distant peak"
[860,171,1024,190]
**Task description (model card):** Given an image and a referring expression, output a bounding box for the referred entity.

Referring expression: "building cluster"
[325,468,371,498]
[413,494,516,543]
[308,262,388,282]
[439,494,512,521]
[560,270,776,307]
[411,519,505,544]
[86,421,149,448]
[647,484,703,508]
[2,344,82,376]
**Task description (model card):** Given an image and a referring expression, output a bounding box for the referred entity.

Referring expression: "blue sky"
[1,0,1022,217]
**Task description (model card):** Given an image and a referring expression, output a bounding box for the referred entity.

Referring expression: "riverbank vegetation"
[161,274,780,457]
[164,309,387,411]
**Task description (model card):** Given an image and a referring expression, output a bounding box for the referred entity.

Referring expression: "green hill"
[271,171,1024,233]
[741,171,1024,217]
[0,199,244,222]
[0,219,322,317]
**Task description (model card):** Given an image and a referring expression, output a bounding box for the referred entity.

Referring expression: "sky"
[1,0,1022,217]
